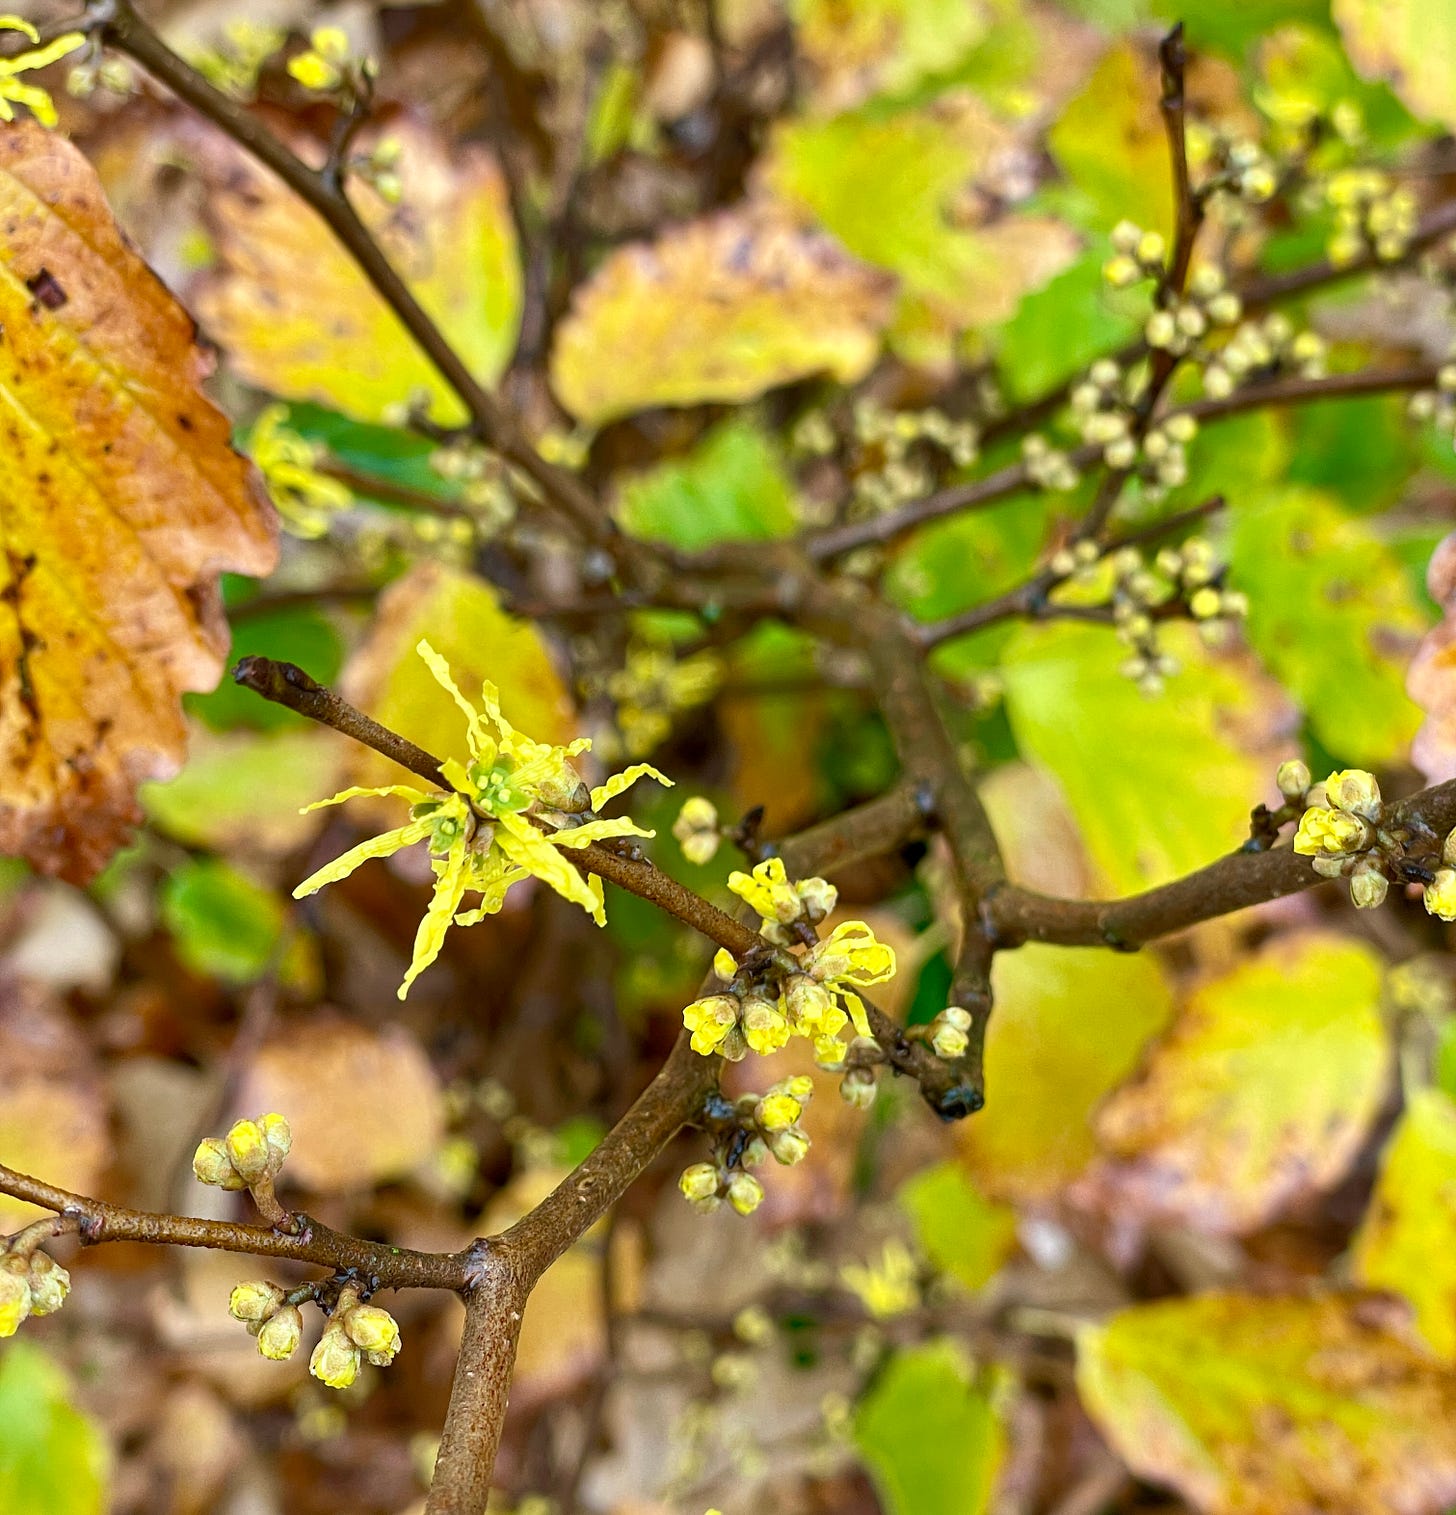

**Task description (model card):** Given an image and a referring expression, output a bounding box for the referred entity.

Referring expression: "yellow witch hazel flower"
[0,17,86,126]
[295,640,669,997]
[248,404,352,539]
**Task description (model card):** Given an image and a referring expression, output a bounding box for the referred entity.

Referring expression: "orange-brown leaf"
[0,121,277,883]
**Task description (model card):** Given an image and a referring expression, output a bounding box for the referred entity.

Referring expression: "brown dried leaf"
[238,1017,445,1192]
[0,120,277,883]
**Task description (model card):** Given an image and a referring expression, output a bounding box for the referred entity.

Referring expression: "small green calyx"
[468,759,530,815]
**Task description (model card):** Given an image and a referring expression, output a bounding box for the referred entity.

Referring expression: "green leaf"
[1149,0,1332,55]
[999,621,1271,893]
[193,604,343,732]
[615,420,798,550]
[765,102,1077,339]
[0,1343,109,1515]
[143,726,345,856]
[1282,394,1417,515]
[1229,486,1428,767]
[854,1340,1005,1515]
[1353,1088,1456,1359]
[1047,42,1173,236]
[958,944,1174,1201]
[898,1162,1016,1292]
[1085,932,1391,1233]
[994,250,1141,403]
[1077,1293,1456,1515]
[160,858,285,983]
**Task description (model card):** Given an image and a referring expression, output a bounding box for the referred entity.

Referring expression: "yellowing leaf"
[1352,1088,1456,1360]
[193,118,521,425]
[1077,1293,1456,1515]
[239,1019,444,1191]
[0,120,277,884]
[0,1344,109,1515]
[550,207,893,424]
[1048,42,1174,236]
[1230,487,1427,768]
[999,622,1287,895]
[341,561,576,797]
[1335,0,1456,131]
[958,945,1173,1202]
[1409,531,1456,783]
[791,0,991,113]
[1080,933,1390,1234]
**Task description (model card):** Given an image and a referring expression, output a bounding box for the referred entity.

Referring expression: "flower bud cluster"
[229,1280,305,1361]
[607,640,721,759]
[193,1113,292,1192]
[679,1160,766,1217]
[0,1248,70,1338]
[1102,220,1168,289]
[1144,264,1244,359]
[1325,169,1417,267]
[1291,766,1393,909]
[1405,353,1456,436]
[678,1077,818,1217]
[672,796,722,866]
[1070,359,1139,470]
[1202,312,1326,401]
[844,399,979,516]
[1021,433,1080,492]
[430,443,518,534]
[838,1036,883,1109]
[310,1288,403,1389]
[926,1005,973,1060]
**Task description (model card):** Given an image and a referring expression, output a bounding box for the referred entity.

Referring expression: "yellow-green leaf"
[958,945,1173,1202]
[194,118,521,425]
[1082,932,1391,1233]
[1334,0,1456,132]
[1047,42,1174,236]
[898,1162,1016,1293]
[1077,1293,1456,1515]
[0,1344,109,1515]
[549,207,893,424]
[999,621,1281,894]
[764,100,1075,341]
[1352,1088,1456,1359]
[1230,487,1427,767]
[341,561,576,796]
[0,119,278,885]
[854,1340,1006,1515]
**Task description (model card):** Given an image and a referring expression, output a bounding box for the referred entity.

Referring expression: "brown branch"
[988,778,1456,949]
[915,494,1226,651]
[0,1163,474,1289]
[92,0,642,575]
[804,357,1442,561]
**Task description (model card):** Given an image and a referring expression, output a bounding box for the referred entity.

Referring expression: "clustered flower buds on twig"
[0,1242,70,1338]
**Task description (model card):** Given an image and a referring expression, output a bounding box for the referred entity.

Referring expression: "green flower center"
[468,759,529,816]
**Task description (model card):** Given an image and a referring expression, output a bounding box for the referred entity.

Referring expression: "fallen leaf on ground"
[0,120,277,883]
[238,1017,444,1191]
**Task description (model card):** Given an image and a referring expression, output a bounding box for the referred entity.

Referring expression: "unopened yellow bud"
[0,1260,29,1337]
[229,1280,286,1325]
[1425,869,1456,922]
[192,1136,246,1190]
[1349,868,1388,910]
[310,1324,362,1389]
[23,1253,68,1317]
[344,1304,401,1365]
[931,1023,970,1059]
[1277,759,1311,798]
[756,1092,802,1131]
[679,1163,720,1205]
[765,1128,811,1166]
[225,1118,273,1183]
[725,1171,764,1216]
[257,1304,304,1360]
